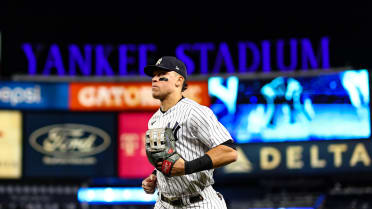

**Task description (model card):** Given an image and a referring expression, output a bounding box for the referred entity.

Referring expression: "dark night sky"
[1,2,372,75]
[2,2,371,33]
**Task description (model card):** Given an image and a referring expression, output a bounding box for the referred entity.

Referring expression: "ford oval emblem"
[29,124,111,158]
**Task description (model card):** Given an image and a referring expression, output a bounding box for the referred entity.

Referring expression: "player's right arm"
[143,114,159,193]
[142,173,157,194]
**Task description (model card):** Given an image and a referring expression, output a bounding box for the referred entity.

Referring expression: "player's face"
[151,70,180,100]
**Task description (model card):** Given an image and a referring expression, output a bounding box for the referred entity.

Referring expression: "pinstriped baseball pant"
[154,186,227,209]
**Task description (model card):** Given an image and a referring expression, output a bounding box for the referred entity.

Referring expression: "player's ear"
[175,75,183,88]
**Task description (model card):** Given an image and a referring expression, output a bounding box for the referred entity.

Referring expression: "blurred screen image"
[209,69,370,143]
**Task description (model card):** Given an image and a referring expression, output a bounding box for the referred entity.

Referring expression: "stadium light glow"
[249,208,314,209]
[77,187,157,204]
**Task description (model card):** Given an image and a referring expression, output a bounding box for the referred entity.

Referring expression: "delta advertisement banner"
[217,140,372,178]
[0,82,69,110]
[23,112,115,178]
[118,112,154,178]
[69,81,210,111]
[0,111,22,179]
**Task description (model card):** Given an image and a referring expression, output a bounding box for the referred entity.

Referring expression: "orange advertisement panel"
[69,81,209,111]
[118,112,154,178]
[0,111,22,179]
[183,81,210,107]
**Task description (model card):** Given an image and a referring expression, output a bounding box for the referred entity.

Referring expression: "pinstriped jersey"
[148,97,232,198]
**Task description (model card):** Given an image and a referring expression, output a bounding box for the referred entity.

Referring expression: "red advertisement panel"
[118,112,154,178]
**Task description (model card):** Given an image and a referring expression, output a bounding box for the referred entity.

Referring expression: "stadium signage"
[0,82,69,110]
[0,85,41,106]
[24,112,115,177]
[21,37,329,76]
[29,123,111,165]
[0,111,22,179]
[258,143,369,170]
[222,141,372,175]
[118,113,155,178]
[69,81,209,111]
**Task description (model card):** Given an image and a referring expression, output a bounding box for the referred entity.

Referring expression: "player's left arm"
[169,140,237,176]
[167,106,238,176]
[206,139,237,168]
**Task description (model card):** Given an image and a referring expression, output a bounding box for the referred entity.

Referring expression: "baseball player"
[141,56,237,209]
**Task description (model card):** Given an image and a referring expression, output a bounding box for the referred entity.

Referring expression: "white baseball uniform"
[148,97,231,209]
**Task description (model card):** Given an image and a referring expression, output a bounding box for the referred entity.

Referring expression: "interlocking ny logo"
[156,58,162,66]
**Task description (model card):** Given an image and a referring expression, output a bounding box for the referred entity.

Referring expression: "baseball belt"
[161,193,204,206]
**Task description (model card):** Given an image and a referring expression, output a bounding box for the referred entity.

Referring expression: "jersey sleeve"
[189,105,233,149]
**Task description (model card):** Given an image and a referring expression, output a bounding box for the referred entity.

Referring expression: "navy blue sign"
[21,37,330,76]
[23,112,116,178]
[0,82,69,110]
[215,140,372,178]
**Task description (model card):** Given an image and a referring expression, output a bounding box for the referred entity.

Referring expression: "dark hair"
[181,81,188,92]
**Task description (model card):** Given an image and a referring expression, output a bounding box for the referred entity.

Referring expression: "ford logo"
[29,124,111,158]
